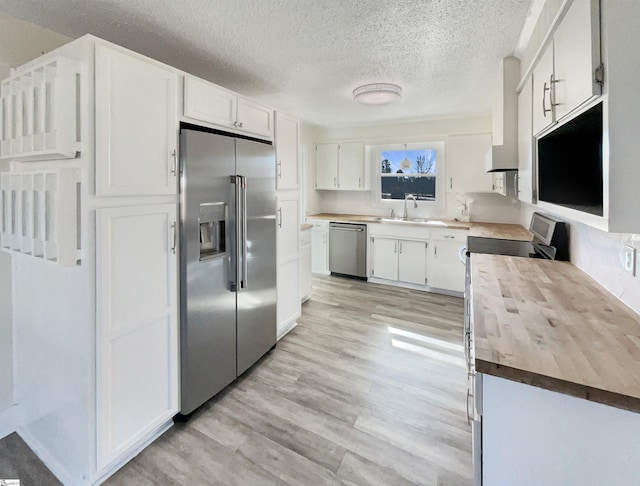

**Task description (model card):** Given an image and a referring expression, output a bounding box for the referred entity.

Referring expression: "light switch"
[624,245,636,276]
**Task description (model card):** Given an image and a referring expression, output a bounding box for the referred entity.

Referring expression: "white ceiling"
[0,0,533,127]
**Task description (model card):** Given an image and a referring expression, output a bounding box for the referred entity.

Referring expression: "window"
[372,142,445,206]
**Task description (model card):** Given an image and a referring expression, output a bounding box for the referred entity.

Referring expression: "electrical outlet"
[623,245,636,276]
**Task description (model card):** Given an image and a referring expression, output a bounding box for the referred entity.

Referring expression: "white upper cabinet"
[95,45,178,196]
[315,142,367,190]
[553,0,601,121]
[446,133,494,193]
[315,143,339,189]
[183,76,236,127]
[275,112,299,190]
[486,57,520,171]
[532,44,555,136]
[183,75,273,139]
[338,142,366,190]
[236,97,273,138]
[518,76,534,204]
[532,0,601,136]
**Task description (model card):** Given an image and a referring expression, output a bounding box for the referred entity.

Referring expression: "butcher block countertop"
[308,213,532,241]
[472,254,640,413]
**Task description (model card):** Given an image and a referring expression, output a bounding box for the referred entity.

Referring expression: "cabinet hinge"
[594,64,605,86]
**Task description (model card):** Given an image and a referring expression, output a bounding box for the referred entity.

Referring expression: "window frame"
[370,141,446,211]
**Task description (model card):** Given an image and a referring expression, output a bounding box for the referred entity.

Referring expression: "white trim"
[367,276,463,298]
[370,141,446,212]
[277,319,297,341]
[0,404,18,440]
[18,425,78,486]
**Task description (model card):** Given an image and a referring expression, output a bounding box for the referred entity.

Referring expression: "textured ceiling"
[0,0,532,126]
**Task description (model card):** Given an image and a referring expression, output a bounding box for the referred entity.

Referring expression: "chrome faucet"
[403,194,418,219]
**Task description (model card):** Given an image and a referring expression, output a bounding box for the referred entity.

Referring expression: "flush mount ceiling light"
[353,83,402,105]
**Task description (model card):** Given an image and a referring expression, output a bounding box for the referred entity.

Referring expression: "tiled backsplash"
[522,204,640,316]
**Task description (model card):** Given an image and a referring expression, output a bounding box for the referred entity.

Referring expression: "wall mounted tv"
[537,102,603,217]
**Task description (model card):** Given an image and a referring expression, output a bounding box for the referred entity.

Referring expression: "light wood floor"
[1,275,471,485]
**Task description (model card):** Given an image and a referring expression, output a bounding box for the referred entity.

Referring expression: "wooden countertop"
[308,213,531,241]
[471,254,640,413]
[300,224,313,231]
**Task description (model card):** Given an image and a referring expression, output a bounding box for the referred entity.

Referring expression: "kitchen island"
[470,254,640,485]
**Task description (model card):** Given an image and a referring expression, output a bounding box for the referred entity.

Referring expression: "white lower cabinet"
[371,237,399,280]
[428,235,466,293]
[371,237,428,285]
[95,203,179,469]
[309,219,329,274]
[300,228,312,302]
[398,240,428,285]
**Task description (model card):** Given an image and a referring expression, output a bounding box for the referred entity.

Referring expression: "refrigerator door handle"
[241,175,248,289]
[231,175,242,291]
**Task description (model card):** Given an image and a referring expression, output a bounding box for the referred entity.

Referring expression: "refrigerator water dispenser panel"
[199,202,226,260]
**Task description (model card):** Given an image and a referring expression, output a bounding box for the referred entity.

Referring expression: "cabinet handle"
[394,242,397,253]
[358,177,361,188]
[277,161,282,178]
[171,222,177,255]
[239,122,244,128]
[334,177,337,188]
[171,149,177,176]
[278,207,283,228]
[542,81,552,117]
[434,245,437,257]
[399,241,403,253]
[233,121,238,128]
[550,74,560,107]
[450,177,453,190]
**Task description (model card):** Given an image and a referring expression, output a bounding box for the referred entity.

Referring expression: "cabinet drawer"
[430,230,467,243]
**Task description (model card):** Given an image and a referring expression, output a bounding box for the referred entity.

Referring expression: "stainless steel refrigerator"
[179,126,277,416]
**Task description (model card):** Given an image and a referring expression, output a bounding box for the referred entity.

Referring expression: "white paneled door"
[96,203,179,469]
[371,237,398,281]
[95,45,178,196]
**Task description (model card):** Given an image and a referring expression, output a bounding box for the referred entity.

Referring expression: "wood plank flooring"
[0,275,471,485]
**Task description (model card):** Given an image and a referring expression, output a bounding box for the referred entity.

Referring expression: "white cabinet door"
[518,76,534,204]
[338,142,365,190]
[429,240,466,292]
[316,143,338,189]
[398,239,427,285]
[300,230,312,302]
[371,237,398,281]
[183,76,236,129]
[553,0,601,121]
[237,97,273,138]
[446,134,493,193]
[96,204,179,469]
[277,258,300,338]
[311,222,329,274]
[532,44,555,136]
[275,113,299,190]
[277,197,300,261]
[96,46,178,196]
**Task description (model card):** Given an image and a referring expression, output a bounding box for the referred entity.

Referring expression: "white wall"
[307,116,521,223]
[0,11,70,435]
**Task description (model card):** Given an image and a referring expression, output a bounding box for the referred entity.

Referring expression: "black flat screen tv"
[537,102,603,217]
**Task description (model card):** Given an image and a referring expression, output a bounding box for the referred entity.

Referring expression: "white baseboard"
[0,404,18,440]
[18,425,78,485]
[277,319,297,341]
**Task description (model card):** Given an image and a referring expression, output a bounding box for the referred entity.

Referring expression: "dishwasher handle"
[330,226,364,232]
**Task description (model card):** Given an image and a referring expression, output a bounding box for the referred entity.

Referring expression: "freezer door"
[179,129,237,415]
[235,138,277,375]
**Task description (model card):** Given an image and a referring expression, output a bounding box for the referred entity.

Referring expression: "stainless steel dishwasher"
[329,222,367,279]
